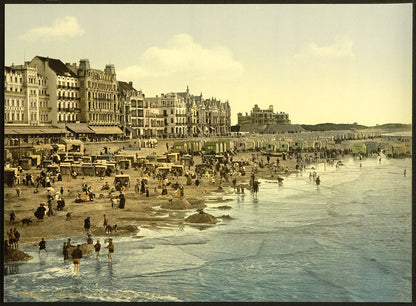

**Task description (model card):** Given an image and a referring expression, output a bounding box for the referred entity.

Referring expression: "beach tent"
[94,164,107,177]
[352,142,367,155]
[118,160,131,170]
[173,141,188,154]
[82,163,95,176]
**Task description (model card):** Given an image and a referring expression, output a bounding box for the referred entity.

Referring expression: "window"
[171,118,174,123]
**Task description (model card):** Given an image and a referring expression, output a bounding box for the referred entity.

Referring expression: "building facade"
[77,59,119,127]
[5,58,232,141]
[30,56,80,127]
[118,81,146,138]
[237,104,290,126]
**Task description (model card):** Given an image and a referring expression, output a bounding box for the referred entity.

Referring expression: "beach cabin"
[61,139,84,153]
[171,165,184,176]
[173,141,188,154]
[364,141,379,154]
[278,141,290,152]
[18,158,32,170]
[52,144,66,153]
[96,154,112,162]
[29,155,42,168]
[181,155,193,167]
[156,155,168,163]
[82,163,95,176]
[105,162,116,175]
[167,153,180,164]
[123,155,136,164]
[352,142,367,155]
[245,139,256,151]
[59,163,72,176]
[265,141,278,153]
[222,140,235,152]
[118,159,131,170]
[113,154,126,162]
[145,155,157,162]
[156,166,171,177]
[204,141,222,154]
[94,164,107,177]
[4,168,20,187]
[187,140,202,154]
[292,140,307,151]
[71,163,83,176]
[114,175,130,188]
[233,140,246,152]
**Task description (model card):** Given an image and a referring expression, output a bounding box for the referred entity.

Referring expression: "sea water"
[4,157,412,302]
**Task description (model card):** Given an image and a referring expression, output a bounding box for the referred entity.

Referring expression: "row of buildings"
[4,56,231,143]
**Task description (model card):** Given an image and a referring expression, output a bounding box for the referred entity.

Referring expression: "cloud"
[295,36,354,59]
[118,33,244,81]
[20,16,84,41]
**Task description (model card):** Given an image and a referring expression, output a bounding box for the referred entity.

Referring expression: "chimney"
[129,81,133,87]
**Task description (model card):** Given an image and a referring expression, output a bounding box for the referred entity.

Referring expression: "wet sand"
[4,139,325,246]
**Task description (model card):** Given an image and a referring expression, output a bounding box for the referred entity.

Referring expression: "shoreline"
[3,138,365,252]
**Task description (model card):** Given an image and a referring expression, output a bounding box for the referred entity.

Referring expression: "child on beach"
[94,240,101,259]
[106,239,114,262]
[38,238,47,254]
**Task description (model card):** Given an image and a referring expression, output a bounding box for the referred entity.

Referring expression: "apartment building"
[30,56,80,127]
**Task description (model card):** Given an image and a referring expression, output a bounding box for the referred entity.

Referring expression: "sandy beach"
[4,138,331,248]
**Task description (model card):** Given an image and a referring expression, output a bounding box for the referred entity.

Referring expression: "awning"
[5,127,66,135]
[90,126,124,135]
[61,138,84,145]
[66,123,95,134]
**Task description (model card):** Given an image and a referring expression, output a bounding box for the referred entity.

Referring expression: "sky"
[4,4,412,126]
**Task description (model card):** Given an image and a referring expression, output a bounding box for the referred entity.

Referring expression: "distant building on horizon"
[236,104,304,134]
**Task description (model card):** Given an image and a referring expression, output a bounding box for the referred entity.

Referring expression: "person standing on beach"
[103,214,108,228]
[106,239,114,262]
[94,240,101,259]
[39,238,47,254]
[71,245,83,275]
[9,211,16,223]
[84,217,91,233]
[63,242,68,260]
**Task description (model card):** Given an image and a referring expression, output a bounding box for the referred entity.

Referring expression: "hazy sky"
[5,4,412,126]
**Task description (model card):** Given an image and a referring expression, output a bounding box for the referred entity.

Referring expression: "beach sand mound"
[185,211,218,224]
[160,198,206,210]
[4,248,33,262]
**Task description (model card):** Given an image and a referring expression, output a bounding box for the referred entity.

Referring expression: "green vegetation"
[300,123,367,131]
[300,123,411,131]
